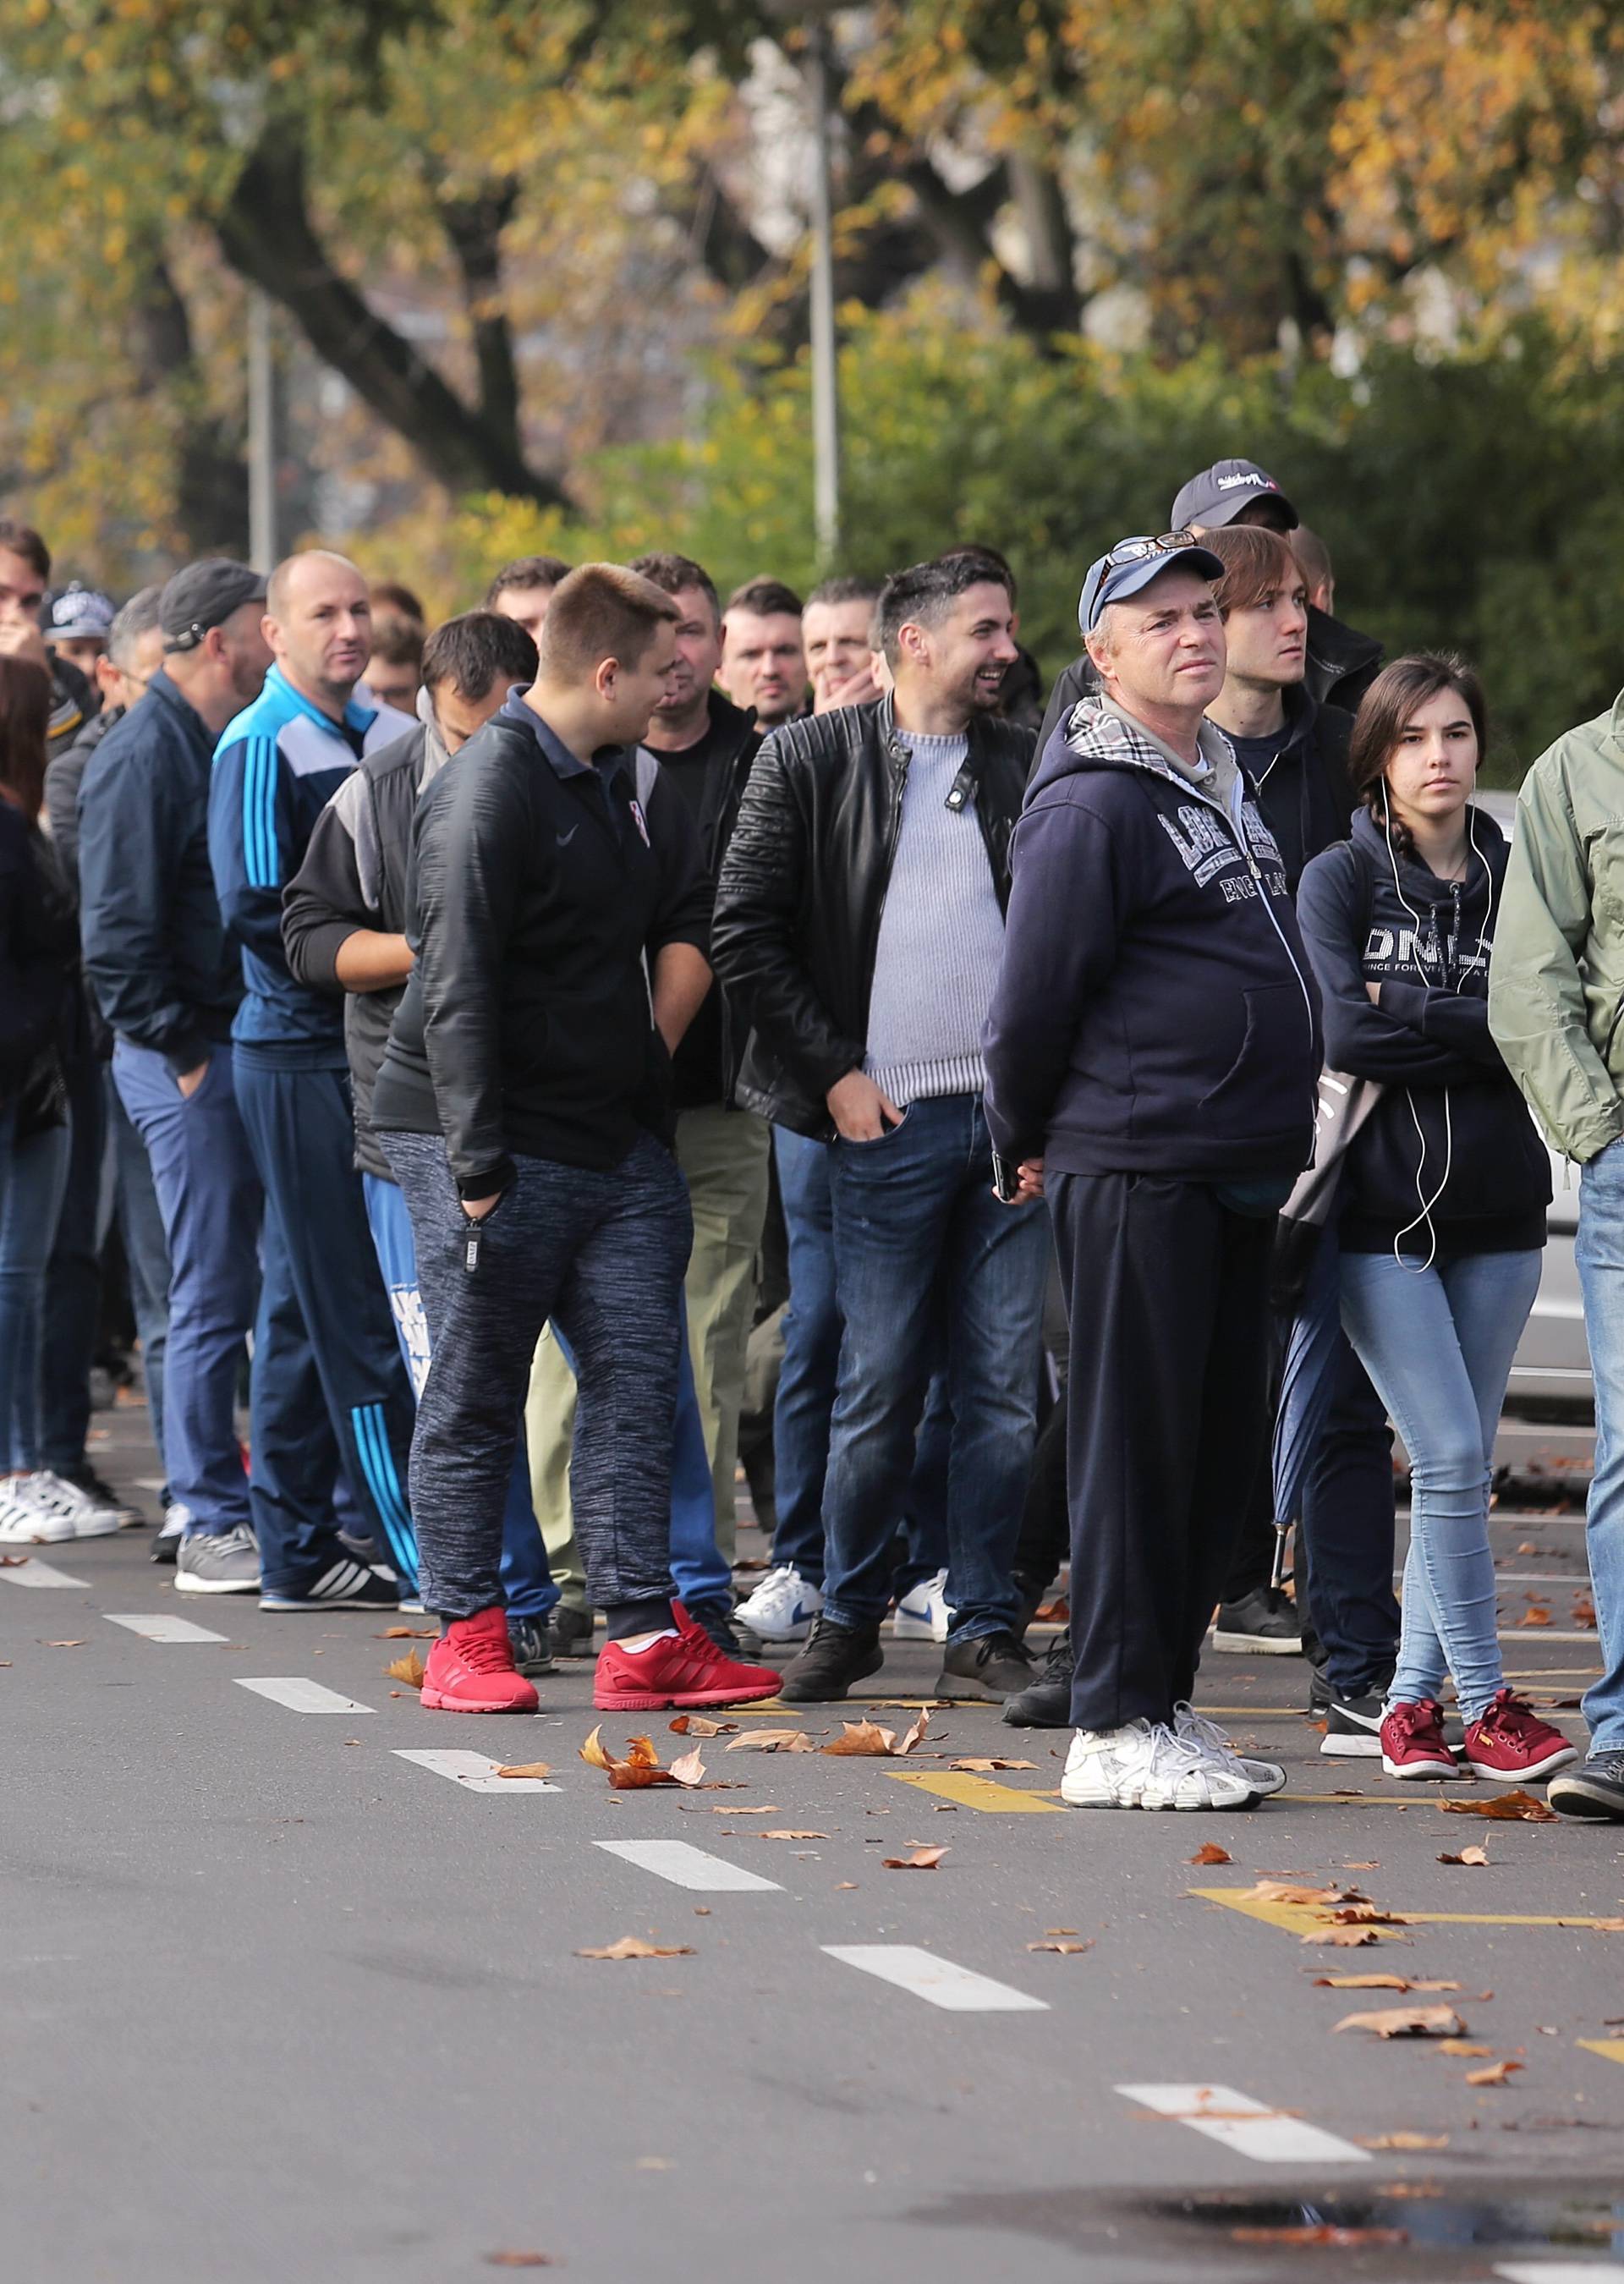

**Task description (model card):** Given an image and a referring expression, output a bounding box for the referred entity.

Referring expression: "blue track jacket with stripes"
[208,667,414,1064]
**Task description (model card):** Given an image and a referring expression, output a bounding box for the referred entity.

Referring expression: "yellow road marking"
[1193,1886,1624,1935]
[883,1768,1066,1814]
[1578,2040,1624,2066]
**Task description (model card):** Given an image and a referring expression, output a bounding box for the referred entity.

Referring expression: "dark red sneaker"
[1462,1688,1578,1782]
[593,1600,782,1711]
[1380,1697,1457,1780]
[420,1606,540,1714]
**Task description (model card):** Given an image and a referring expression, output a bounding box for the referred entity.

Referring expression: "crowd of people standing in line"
[0,451,1621,1820]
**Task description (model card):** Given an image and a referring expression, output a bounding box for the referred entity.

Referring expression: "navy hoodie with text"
[983,696,1321,1179]
[1296,805,1549,1255]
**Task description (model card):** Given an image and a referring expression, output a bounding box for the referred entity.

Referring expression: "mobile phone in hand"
[990,1149,1022,1204]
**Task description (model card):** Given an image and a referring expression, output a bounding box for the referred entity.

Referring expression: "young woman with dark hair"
[1297,652,1575,1784]
[0,656,102,1546]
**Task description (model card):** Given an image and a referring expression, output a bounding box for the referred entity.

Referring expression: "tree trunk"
[217,126,567,508]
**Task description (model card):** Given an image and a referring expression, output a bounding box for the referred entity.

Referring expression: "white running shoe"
[733,1564,824,1644]
[18,1469,123,1539]
[892,1567,952,1642]
[0,1481,74,1543]
[1061,1719,1257,1810]
[1174,1700,1287,1798]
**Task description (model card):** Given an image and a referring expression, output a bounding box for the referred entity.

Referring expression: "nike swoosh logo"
[557,826,579,846]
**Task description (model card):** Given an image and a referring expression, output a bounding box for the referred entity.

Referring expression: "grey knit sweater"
[863,729,1006,1106]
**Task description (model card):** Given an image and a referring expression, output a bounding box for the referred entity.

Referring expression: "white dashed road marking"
[1495,2269,1624,2284]
[0,1557,90,1588]
[394,1749,560,1793]
[234,1677,375,1715]
[1118,2084,1369,2165]
[823,1944,1048,2012]
[106,1613,228,1644]
[595,1838,782,1891]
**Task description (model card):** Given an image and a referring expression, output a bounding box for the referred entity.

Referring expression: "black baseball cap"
[1169,458,1298,533]
[160,559,267,652]
[1078,535,1225,634]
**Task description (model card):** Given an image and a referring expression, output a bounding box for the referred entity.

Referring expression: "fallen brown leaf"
[1438,2040,1494,2056]
[1440,1789,1556,1823]
[668,1714,735,1737]
[1046,1926,1080,1935]
[1188,1842,1233,1865]
[710,1804,777,1814]
[757,1830,828,1841]
[1517,1606,1552,1628]
[482,2253,559,2269]
[1343,1860,1380,1870]
[835,1881,858,1890]
[722,1728,818,1754]
[495,1762,554,1780]
[1466,2059,1524,2085]
[1026,1939,1093,1954]
[1359,2133,1448,2151]
[0,1552,25,1565]
[379,1626,436,1639]
[1574,1596,1598,1628]
[1334,2005,1466,2039]
[384,1650,425,1687]
[574,1936,695,1960]
[1302,1928,1382,1947]
[579,1726,679,1789]
[1034,1595,1070,1623]
[1561,1917,1624,1932]
[1330,1905,1410,1925]
[1313,1974,1462,1991]
[1244,1879,1363,1907]
[1439,1845,1490,1866]
[667,1747,707,1788]
[949,1757,1038,1772]
[821,1715,930,1758]
[43,1639,86,1648]
[882,1848,949,1870]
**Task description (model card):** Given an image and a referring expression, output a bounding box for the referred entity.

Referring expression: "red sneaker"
[1462,1688,1578,1782]
[420,1607,540,1714]
[594,1600,782,1711]
[1380,1697,1457,1780]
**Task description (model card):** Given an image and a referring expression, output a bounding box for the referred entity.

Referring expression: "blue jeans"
[771,1126,951,1594]
[107,1069,172,1496]
[0,1104,72,1471]
[41,1046,108,1471]
[114,1040,259,1535]
[1576,1139,1624,1750]
[822,1093,1047,1639]
[1340,1246,1541,1722]
[362,1172,556,1622]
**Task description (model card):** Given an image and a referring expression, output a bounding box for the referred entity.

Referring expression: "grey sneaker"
[174,1525,261,1595]
[549,1603,596,1660]
[508,1615,557,1677]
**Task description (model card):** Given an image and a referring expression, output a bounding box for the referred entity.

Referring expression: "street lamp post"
[247,288,277,574]
[804,15,840,566]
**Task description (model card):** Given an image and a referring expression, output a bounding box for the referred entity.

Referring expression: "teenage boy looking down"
[371,566,782,1715]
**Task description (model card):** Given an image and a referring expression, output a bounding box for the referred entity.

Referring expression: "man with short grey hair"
[985,533,1320,1810]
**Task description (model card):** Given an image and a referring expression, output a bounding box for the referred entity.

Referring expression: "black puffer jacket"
[710,695,1035,1138]
[370,696,710,1194]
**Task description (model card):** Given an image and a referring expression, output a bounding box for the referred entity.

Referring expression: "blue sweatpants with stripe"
[233,1057,418,1597]
[362,1173,557,1623]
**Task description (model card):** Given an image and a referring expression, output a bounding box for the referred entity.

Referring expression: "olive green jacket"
[1489,689,1624,1163]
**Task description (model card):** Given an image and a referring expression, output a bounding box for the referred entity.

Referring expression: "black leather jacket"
[711,694,1035,1139]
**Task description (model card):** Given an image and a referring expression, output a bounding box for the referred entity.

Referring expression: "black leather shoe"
[1001,1628,1073,1727]
[935,1628,1039,1702]
[777,1616,884,1702]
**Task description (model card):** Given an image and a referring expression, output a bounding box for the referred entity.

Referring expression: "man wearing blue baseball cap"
[983,532,1321,1810]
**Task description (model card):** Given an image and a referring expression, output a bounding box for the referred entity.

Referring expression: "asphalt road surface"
[6,1401,1623,2284]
